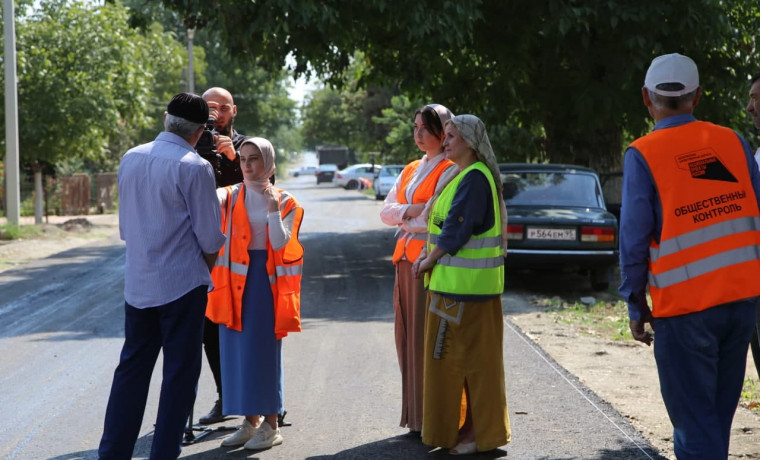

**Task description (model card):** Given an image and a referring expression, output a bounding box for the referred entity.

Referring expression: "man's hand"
[214,134,237,161]
[629,315,654,346]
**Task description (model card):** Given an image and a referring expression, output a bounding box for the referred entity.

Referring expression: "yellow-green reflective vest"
[426,161,504,296]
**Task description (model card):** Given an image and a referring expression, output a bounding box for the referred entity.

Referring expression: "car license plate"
[526,227,576,240]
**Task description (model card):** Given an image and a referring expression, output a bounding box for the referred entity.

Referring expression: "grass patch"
[533,296,632,342]
[742,378,760,412]
[0,224,44,241]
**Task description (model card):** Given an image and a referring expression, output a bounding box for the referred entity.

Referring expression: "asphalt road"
[0,174,667,460]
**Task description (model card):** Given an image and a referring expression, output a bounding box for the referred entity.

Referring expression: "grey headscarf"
[448,115,501,193]
[447,114,508,254]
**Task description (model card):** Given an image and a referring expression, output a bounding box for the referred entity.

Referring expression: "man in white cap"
[619,54,760,460]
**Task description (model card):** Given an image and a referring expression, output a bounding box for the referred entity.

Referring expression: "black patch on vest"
[677,151,738,183]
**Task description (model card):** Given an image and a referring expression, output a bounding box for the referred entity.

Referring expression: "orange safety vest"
[206,184,304,339]
[391,157,455,264]
[632,121,760,317]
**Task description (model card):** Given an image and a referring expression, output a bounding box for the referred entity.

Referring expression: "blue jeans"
[98,285,207,460]
[653,300,756,460]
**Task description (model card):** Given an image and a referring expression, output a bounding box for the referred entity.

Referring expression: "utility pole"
[4,0,20,225]
[187,28,195,93]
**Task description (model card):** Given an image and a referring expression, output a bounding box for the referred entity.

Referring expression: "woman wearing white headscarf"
[413,115,510,455]
[380,104,459,435]
[206,137,304,451]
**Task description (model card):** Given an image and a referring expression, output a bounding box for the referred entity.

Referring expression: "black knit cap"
[166,92,209,124]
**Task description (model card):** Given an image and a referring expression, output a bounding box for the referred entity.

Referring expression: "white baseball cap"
[644,53,699,97]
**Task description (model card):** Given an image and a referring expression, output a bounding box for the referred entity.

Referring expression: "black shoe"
[199,399,225,425]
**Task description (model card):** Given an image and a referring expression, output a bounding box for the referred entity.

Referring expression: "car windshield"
[380,166,403,177]
[502,172,603,208]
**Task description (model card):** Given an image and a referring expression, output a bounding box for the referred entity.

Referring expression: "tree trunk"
[544,118,623,174]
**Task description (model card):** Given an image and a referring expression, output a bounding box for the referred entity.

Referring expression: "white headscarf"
[240,137,276,193]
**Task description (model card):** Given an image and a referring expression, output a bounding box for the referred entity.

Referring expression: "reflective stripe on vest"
[426,161,504,296]
[429,234,502,250]
[438,253,505,269]
[632,120,760,317]
[650,216,760,263]
[649,244,760,288]
[207,183,304,335]
[392,158,455,264]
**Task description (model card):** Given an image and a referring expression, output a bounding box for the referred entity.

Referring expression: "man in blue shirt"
[619,54,760,460]
[98,93,226,460]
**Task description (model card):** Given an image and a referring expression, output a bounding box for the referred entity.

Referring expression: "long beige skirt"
[422,292,511,451]
[393,260,427,431]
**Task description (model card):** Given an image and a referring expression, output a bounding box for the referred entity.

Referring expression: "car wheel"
[590,267,612,291]
[375,193,384,201]
[293,172,299,177]
[346,179,358,190]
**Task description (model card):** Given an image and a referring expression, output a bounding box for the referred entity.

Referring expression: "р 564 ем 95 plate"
[526,227,576,240]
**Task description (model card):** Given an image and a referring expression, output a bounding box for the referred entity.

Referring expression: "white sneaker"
[244,421,283,450]
[220,419,257,447]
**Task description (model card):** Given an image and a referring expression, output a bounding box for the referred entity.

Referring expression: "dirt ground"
[0,214,120,272]
[510,300,760,460]
[1,213,759,459]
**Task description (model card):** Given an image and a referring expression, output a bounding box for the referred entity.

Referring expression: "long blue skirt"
[219,249,283,415]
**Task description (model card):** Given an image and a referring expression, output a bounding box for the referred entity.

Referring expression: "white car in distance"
[372,164,404,200]
[289,165,318,177]
[334,163,382,190]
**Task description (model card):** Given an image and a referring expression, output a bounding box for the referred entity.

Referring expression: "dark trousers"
[203,316,223,399]
[653,300,756,460]
[98,285,208,460]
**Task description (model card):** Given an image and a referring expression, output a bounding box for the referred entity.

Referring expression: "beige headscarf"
[240,137,276,192]
[426,103,454,128]
[448,114,508,254]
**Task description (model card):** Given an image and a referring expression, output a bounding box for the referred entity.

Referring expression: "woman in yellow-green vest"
[207,137,304,451]
[413,114,510,456]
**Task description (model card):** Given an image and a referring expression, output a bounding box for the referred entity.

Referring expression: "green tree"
[371,95,417,164]
[12,1,182,167]
[300,51,397,161]
[159,0,760,172]
[1,0,188,218]
[119,0,300,163]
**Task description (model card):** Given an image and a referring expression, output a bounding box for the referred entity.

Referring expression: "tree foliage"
[300,52,397,159]
[119,0,300,158]
[5,0,186,171]
[159,0,760,172]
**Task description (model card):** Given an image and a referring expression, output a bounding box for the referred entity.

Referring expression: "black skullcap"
[166,92,209,124]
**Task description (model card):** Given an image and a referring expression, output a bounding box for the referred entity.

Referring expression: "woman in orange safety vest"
[379,104,459,435]
[206,137,304,451]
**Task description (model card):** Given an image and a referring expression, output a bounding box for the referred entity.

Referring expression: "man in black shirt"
[202,87,246,187]
[198,87,245,424]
